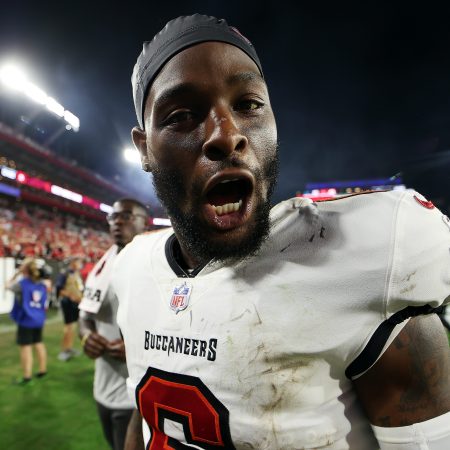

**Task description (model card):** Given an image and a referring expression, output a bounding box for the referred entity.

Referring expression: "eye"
[235,98,265,112]
[163,110,195,126]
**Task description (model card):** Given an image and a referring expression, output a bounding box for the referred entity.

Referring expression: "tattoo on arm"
[353,314,450,427]
[396,315,449,421]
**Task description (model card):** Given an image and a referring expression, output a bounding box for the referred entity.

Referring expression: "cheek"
[150,132,206,193]
[245,119,278,162]
[149,129,201,166]
[120,224,135,237]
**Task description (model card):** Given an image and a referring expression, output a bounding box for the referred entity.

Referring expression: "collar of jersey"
[165,234,208,278]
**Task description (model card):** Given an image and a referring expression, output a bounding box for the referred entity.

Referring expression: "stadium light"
[152,217,171,226]
[0,64,27,91]
[64,110,80,131]
[123,147,141,164]
[16,172,27,183]
[100,203,113,214]
[24,82,47,105]
[1,166,17,180]
[51,185,82,203]
[0,61,80,132]
[46,96,65,117]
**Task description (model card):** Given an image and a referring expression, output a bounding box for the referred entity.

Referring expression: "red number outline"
[136,366,235,449]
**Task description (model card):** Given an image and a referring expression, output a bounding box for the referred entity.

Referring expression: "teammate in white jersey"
[79,198,148,450]
[116,14,450,450]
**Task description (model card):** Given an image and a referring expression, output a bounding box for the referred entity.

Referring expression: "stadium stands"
[0,197,111,262]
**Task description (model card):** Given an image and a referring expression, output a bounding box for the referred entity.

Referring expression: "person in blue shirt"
[7,258,49,385]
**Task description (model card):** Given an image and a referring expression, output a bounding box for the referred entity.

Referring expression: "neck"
[178,242,202,270]
[173,234,205,271]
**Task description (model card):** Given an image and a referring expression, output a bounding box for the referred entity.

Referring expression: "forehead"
[113,200,140,212]
[147,41,264,107]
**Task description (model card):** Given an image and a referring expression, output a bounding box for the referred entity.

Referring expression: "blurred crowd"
[0,201,111,262]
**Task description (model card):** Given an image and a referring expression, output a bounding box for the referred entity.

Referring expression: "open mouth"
[202,171,254,229]
[206,178,252,216]
[111,228,123,238]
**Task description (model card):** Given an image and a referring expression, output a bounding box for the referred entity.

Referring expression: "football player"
[78,199,148,450]
[115,14,450,450]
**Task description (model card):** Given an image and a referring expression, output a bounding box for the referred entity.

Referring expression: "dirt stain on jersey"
[400,283,416,294]
[230,308,251,322]
[259,358,311,412]
[248,343,265,365]
[402,270,417,282]
[241,388,254,400]
[279,242,292,253]
[252,306,263,326]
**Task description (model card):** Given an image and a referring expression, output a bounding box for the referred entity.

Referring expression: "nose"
[202,107,248,161]
[110,213,125,226]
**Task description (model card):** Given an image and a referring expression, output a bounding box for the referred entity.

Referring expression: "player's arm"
[6,278,21,294]
[78,310,108,359]
[6,269,21,289]
[124,409,144,450]
[353,313,450,448]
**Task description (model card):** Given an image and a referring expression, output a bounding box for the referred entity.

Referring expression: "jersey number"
[136,366,235,449]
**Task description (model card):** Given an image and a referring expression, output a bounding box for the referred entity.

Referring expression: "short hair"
[21,258,41,282]
[114,198,149,216]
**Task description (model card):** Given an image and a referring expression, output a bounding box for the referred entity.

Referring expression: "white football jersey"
[113,190,450,450]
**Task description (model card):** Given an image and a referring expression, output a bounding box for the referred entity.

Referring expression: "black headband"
[131,14,263,129]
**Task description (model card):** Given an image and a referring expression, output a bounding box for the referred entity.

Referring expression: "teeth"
[219,178,239,184]
[213,199,242,216]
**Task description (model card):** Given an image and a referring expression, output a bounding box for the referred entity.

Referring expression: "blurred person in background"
[7,258,49,385]
[56,256,84,361]
[78,199,148,450]
[80,256,95,282]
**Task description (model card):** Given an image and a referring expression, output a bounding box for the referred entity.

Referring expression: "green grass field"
[0,311,109,450]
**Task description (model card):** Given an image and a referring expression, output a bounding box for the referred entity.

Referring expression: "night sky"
[1,1,450,209]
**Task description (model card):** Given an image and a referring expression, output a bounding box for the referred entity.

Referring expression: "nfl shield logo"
[170,282,192,314]
[32,290,42,302]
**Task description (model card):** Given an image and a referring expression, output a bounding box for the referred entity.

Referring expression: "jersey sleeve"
[345,191,450,379]
[385,191,450,319]
[8,280,22,295]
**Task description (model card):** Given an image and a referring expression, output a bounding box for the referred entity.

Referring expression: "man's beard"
[151,146,279,266]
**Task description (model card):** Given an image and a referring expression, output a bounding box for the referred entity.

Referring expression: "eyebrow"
[111,210,133,215]
[226,71,265,86]
[153,83,199,112]
[152,71,265,112]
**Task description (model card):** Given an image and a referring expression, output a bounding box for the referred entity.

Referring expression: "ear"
[131,126,153,172]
